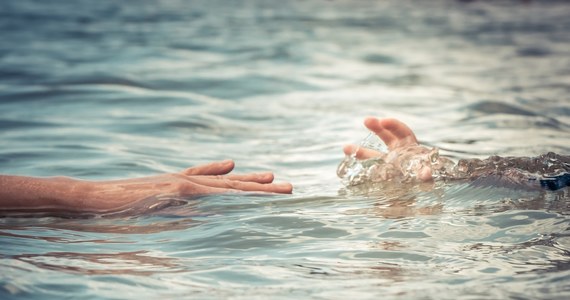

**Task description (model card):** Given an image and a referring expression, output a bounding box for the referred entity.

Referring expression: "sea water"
[1,0,570,299]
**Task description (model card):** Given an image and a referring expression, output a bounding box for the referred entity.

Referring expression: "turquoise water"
[1,0,570,299]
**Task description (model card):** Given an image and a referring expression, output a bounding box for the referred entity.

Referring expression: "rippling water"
[1,0,570,299]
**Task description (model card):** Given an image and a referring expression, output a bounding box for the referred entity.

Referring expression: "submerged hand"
[342,117,434,181]
[0,160,293,214]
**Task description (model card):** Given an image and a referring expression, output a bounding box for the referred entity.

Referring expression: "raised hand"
[342,117,435,181]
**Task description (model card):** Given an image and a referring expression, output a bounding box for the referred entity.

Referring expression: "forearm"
[0,175,93,212]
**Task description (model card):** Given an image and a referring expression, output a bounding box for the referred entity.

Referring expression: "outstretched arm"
[0,160,292,214]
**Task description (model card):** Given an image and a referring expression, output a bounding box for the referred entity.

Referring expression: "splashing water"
[337,133,391,186]
[336,132,455,186]
[337,134,570,190]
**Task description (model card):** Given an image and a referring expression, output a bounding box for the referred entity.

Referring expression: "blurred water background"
[1,0,569,299]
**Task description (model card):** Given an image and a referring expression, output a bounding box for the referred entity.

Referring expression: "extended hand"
[76,160,294,212]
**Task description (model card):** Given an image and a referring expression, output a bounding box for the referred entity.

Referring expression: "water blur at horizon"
[1,0,569,299]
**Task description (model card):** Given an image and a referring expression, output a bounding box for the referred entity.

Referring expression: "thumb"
[182,160,235,176]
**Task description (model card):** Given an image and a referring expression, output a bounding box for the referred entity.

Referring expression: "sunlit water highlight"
[1,0,570,299]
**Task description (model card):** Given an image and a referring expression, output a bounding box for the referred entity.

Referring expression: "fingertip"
[221,159,234,166]
[364,116,376,124]
[281,182,293,194]
[220,159,235,172]
[343,144,357,155]
[260,172,275,183]
[270,182,293,194]
[364,117,381,131]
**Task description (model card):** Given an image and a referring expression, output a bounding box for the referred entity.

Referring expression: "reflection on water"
[11,250,184,276]
[1,187,569,298]
[1,0,570,299]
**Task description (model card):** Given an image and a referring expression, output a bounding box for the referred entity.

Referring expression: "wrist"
[63,178,139,213]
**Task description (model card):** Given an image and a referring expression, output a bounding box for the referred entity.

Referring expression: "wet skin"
[0,160,292,214]
[343,117,435,181]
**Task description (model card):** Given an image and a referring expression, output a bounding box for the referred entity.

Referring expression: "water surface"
[1,0,570,299]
